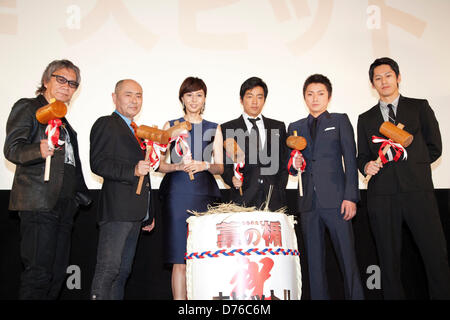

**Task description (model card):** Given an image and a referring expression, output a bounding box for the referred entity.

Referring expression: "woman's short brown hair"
[179,77,207,113]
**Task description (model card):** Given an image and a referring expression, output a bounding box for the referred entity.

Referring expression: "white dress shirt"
[242,112,266,147]
[378,94,400,162]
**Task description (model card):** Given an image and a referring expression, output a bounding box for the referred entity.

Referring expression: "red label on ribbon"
[287,150,306,174]
[371,135,407,164]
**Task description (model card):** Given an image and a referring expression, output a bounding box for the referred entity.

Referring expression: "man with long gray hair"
[4,59,91,299]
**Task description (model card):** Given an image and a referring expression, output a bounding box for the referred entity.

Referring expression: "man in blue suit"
[287,74,364,299]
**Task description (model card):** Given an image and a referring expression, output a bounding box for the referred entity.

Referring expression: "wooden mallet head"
[286,131,307,151]
[36,100,67,124]
[167,120,192,138]
[136,125,169,144]
[379,122,413,147]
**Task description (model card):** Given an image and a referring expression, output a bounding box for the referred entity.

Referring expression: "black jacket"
[90,112,154,222]
[357,95,442,195]
[4,95,91,211]
[221,115,289,211]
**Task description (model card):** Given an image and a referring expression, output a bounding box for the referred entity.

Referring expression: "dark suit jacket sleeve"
[90,117,136,184]
[356,114,371,176]
[340,114,360,202]
[278,122,290,188]
[4,99,44,166]
[419,100,442,163]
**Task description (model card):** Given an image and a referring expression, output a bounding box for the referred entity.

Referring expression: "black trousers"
[367,190,450,299]
[301,194,364,300]
[18,197,78,300]
[90,221,141,300]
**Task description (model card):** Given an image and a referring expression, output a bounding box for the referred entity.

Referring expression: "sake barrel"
[186,211,302,300]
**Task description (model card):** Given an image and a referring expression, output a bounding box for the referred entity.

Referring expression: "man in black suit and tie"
[4,59,91,299]
[288,74,364,300]
[221,77,289,211]
[90,79,155,300]
[357,57,450,299]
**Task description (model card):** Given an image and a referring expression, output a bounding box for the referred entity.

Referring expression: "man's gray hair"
[36,59,81,95]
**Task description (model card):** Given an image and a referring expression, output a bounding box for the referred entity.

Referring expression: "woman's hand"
[183,160,207,175]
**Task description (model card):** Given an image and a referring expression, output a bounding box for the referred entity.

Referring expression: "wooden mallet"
[135,121,193,194]
[35,99,67,182]
[224,138,245,196]
[364,121,413,184]
[286,131,307,196]
[135,125,169,195]
[173,120,194,180]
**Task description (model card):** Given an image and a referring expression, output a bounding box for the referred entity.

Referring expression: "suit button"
[146,183,149,187]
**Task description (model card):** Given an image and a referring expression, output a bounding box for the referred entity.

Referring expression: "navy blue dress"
[160,118,221,264]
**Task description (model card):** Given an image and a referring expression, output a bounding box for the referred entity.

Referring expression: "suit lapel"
[298,119,312,157]
[261,115,271,155]
[112,112,142,151]
[236,115,248,132]
[395,95,409,130]
[315,112,332,143]
[369,104,385,136]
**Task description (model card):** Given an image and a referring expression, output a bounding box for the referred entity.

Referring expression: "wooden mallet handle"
[364,123,405,184]
[174,120,194,180]
[293,131,303,197]
[44,156,51,181]
[224,138,244,196]
[136,144,153,195]
[181,143,195,181]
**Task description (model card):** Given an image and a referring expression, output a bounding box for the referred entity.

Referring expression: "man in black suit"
[221,77,289,211]
[357,57,450,299]
[90,79,155,300]
[288,74,364,300]
[4,59,91,299]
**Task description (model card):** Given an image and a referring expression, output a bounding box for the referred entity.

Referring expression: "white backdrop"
[1,0,449,189]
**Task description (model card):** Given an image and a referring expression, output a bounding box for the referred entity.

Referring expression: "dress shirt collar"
[114,110,134,133]
[379,94,400,113]
[242,112,264,130]
[307,110,328,128]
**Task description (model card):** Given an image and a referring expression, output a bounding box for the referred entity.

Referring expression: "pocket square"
[324,127,335,131]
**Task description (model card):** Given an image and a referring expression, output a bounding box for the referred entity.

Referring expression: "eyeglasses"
[51,74,79,89]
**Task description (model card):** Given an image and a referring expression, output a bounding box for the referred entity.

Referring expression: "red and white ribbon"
[45,119,64,150]
[145,140,168,170]
[287,150,306,174]
[169,133,190,157]
[372,136,407,164]
[234,162,245,182]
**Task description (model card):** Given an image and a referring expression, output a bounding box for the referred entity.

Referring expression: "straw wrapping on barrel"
[187,202,288,216]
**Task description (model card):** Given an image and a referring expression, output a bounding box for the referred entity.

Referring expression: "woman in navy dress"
[158,77,223,299]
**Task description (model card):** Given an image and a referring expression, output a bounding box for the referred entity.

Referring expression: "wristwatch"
[204,161,210,171]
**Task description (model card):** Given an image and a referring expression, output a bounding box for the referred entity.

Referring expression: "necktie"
[130,121,145,150]
[248,117,261,150]
[387,104,396,124]
[385,104,397,161]
[248,117,261,164]
[310,117,318,141]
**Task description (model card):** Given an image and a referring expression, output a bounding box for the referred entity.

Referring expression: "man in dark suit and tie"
[221,77,289,211]
[4,59,91,299]
[357,57,450,299]
[288,74,364,300]
[89,79,155,300]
